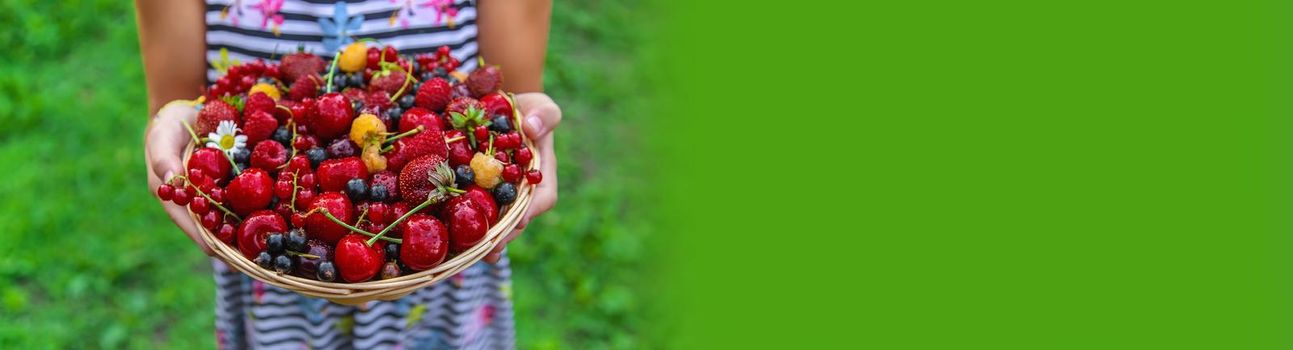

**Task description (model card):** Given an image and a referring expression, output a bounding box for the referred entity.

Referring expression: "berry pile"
[158,43,540,283]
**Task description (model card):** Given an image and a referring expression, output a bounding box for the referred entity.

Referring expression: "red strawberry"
[249,140,288,171]
[369,68,407,95]
[479,92,512,117]
[281,51,326,83]
[386,124,447,172]
[196,99,240,136]
[316,157,369,192]
[242,110,278,143]
[245,92,276,116]
[371,171,400,201]
[226,168,274,216]
[187,148,232,183]
[462,184,498,223]
[335,234,385,282]
[313,93,355,140]
[466,64,503,98]
[445,97,483,117]
[443,195,489,253]
[306,192,353,244]
[399,214,449,271]
[397,154,451,205]
[237,210,287,259]
[414,78,452,112]
[288,75,321,101]
[398,107,442,133]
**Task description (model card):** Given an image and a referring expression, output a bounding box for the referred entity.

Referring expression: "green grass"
[0,0,650,348]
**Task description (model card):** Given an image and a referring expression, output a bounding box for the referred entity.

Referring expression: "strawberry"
[305,192,353,244]
[466,64,503,98]
[187,148,232,183]
[397,154,455,205]
[414,78,452,112]
[288,75,321,101]
[479,92,513,117]
[369,67,407,95]
[335,234,384,282]
[447,135,474,166]
[445,97,483,117]
[387,132,446,172]
[245,92,277,116]
[249,140,288,171]
[442,195,489,253]
[313,93,355,140]
[280,51,326,84]
[316,157,369,192]
[196,99,240,136]
[237,210,287,260]
[226,168,274,216]
[398,214,449,271]
[462,184,498,223]
[242,109,278,143]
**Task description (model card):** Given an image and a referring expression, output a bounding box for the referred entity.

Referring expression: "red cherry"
[447,139,473,166]
[173,187,192,205]
[312,93,356,140]
[305,192,353,244]
[157,184,175,201]
[216,223,236,244]
[462,185,498,223]
[335,234,385,282]
[501,164,521,183]
[367,47,382,70]
[187,148,232,183]
[514,147,532,167]
[367,202,392,225]
[526,170,543,184]
[473,125,489,141]
[479,92,512,117]
[443,196,488,253]
[316,157,370,192]
[392,202,411,221]
[190,196,211,215]
[238,210,288,259]
[226,168,275,216]
[201,210,221,230]
[399,214,449,271]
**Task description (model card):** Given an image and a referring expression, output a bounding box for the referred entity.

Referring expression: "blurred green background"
[0,0,650,348]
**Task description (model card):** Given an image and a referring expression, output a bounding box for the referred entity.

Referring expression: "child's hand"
[484,93,562,263]
[145,103,215,256]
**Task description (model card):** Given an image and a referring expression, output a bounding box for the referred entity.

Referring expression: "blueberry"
[454,165,474,188]
[272,126,292,147]
[232,147,252,163]
[370,183,389,202]
[493,182,517,205]
[433,67,448,77]
[257,77,276,85]
[255,251,273,269]
[384,243,400,260]
[348,73,365,87]
[489,115,512,133]
[352,100,365,113]
[346,178,368,201]
[399,94,415,109]
[287,229,308,252]
[333,74,348,89]
[273,255,294,273]
[420,71,435,82]
[386,107,403,127]
[266,232,285,254]
[306,147,327,167]
[268,196,279,209]
[236,162,251,172]
[316,261,337,281]
[327,139,357,158]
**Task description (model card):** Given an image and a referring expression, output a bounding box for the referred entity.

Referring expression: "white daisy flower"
[206,120,247,155]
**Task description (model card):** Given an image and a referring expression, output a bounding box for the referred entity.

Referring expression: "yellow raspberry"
[470,152,504,189]
[349,113,387,147]
[340,42,368,73]
[361,144,388,172]
[248,83,281,101]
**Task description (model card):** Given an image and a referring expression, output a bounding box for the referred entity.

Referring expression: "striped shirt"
[202,1,515,349]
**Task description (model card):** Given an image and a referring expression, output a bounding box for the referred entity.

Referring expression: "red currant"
[367,47,381,70]
[474,125,489,141]
[191,196,211,215]
[494,151,508,163]
[157,184,175,201]
[295,190,316,210]
[383,46,398,63]
[173,187,192,205]
[217,223,237,244]
[291,212,307,228]
[210,188,226,204]
[294,134,318,150]
[501,164,521,182]
[514,147,532,167]
[526,169,543,184]
[299,173,317,190]
[201,210,221,230]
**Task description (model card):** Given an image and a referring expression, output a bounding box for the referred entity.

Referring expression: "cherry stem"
[389,63,418,102]
[383,126,423,145]
[179,119,202,147]
[289,170,300,209]
[365,196,438,246]
[444,135,465,144]
[286,250,320,259]
[324,49,343,93]
[222,150,242,175]
[317,208,402,244]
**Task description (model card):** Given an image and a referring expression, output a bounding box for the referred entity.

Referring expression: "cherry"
[295,189,316,211]
[473,125,489,142]
[525,169,543,184]
[335,234,385,282]
[226,168,274,216]
[291,212,307,227]
[187,148,232,183]
[157,184,175,201]
[462,185,498,223]
[447,138,474,166]
[305,192,353,244]
[317,157,369,192]
[293,134,318,151]
[399,214,449,271]
[275,179,294,199]
[237,210,287,260]
[300,173,317,190]
[443,196,489,253]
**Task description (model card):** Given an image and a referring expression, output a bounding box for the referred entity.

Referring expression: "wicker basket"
[183,95,539,305]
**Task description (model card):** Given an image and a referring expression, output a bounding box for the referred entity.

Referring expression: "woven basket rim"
[183,93,540,304]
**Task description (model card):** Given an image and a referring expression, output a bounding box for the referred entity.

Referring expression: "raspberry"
[242,109,278,143]
[250,140,288,171]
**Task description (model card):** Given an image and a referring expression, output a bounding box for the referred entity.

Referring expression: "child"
[137,0,560,348]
